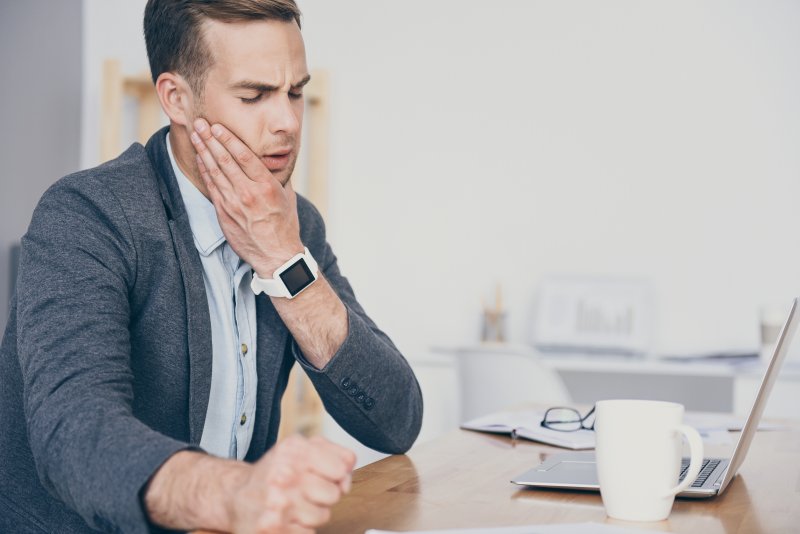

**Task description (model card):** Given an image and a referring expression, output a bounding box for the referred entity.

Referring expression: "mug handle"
[664,424,704,497]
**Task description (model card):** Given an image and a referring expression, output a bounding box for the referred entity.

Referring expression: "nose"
[266,93,301,137]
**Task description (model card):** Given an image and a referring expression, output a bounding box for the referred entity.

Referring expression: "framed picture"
[532,275,655,356]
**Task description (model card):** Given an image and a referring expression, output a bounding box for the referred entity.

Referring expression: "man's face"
[192,19,308,186]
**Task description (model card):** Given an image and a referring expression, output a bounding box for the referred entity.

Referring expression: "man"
[0,1,423,532]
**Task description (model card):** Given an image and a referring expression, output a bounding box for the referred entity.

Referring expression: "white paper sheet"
[367,521,668,534]
[460,410,595,450]
[683,412,783,432]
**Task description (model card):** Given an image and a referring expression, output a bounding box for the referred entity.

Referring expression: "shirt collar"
[167,132,226,256]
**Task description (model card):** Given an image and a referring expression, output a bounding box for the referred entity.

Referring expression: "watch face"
[279,258,316,297]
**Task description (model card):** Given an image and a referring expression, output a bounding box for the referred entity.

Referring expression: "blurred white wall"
[298,0,800,354]
[0,0,83,335]
[81,1,800,444]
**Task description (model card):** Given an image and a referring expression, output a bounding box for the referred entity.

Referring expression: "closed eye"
[240,91,302,103]
[240,93,263,104]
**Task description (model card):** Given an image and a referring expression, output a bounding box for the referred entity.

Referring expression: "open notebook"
[461,408,778,451]
[460,410,595,450]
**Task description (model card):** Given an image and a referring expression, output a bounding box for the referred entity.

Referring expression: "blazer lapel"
[147,128,213,445]
[146,126,294,454]
[168,216,213,444]
[246,295,291,459]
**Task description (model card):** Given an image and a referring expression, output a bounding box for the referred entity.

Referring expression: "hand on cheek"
[190,118,304,277]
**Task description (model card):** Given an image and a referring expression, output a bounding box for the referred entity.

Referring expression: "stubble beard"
[278,150,299,188]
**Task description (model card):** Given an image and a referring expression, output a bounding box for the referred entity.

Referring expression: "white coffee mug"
[595,399,704,522]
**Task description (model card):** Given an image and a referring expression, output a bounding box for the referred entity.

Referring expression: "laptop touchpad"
[514,455,599,487]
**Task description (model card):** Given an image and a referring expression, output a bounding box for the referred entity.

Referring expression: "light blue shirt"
[167,133,258,460]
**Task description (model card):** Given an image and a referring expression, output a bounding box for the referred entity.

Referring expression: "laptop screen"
[718,298,798,491]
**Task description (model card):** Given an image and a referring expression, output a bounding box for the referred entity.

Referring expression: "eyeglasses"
[540,405,596,432]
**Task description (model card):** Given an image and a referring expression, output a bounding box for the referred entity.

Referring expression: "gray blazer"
[0,128,423,533]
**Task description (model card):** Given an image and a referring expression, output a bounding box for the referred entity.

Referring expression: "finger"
[196,154,241,228]
[278,523,315,534]
[298,471,343,506]
[339,473,352,494]
[195,119,267,193]
[196,154,228,207]
[262,472,332,529]
[253,508,314,534]
[287,497,332,529]
[308,436,357,471]
[195,154,212,190]
[195,153,222,200]
[208,122,276,185]
[197,120,253,189]
[190,124,235,196]
[269,437,351,488]
[301,442,355,484]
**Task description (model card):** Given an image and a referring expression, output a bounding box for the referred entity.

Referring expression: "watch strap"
[251,247,318,298]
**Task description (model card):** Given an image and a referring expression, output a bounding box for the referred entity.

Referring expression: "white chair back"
[456,345,571,421]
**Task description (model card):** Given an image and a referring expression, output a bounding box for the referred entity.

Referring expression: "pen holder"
[481,310,506,343]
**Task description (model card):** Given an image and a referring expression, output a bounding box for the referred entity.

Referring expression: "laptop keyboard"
[679,458,721,487]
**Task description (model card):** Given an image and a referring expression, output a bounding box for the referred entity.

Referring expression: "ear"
[155,72,196,127]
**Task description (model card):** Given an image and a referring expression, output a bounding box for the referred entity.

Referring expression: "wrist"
[252,245,306,279]
[144,451,250,532]
[251,246,319,300]
[217,460,252,531]
[186,454,251,532]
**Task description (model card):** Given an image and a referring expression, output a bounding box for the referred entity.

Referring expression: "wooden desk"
[320,421,800,534]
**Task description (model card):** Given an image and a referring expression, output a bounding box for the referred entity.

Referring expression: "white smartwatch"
[250,247,319,299]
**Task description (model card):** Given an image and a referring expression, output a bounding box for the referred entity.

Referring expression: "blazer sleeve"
[291,200,423,454]
[16,177,192,533]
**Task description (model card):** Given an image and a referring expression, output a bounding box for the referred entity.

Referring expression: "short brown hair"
[144,0,302,96]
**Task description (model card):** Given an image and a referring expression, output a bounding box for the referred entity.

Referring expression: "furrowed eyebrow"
[230,74,312,92]
[292,74,312,89]
[230,81,278,92]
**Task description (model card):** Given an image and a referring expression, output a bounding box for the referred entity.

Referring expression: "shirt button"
[240,414,247,425]
[241,343,248,356]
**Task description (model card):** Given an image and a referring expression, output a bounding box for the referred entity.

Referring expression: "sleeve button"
[364,398,375,410]
[341,377,351,388]
[348,385,360,396]
[356,392,366,403]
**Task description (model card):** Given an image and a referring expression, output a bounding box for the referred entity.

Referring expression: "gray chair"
[454,344,571,421]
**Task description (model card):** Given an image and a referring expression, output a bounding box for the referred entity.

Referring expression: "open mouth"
[261,151,291,172]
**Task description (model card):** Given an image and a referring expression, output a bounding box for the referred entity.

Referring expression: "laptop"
[511,297,799,498]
